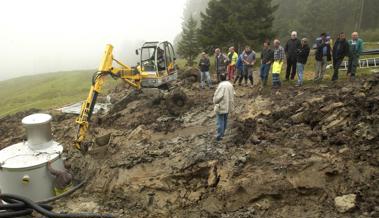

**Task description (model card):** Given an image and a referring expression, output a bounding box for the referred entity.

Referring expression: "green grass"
[0,70,118,117]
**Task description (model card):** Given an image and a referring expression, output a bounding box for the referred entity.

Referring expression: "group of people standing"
[199,31,364,91]
[208,31,364,141]
[284,31,363,83]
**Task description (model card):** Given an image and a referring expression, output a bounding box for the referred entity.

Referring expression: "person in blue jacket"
[234,53,244,85]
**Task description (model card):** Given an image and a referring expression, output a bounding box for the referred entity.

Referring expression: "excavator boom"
[74,42,178,152]
[74,45,141,152]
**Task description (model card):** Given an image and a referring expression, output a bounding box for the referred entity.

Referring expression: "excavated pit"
[1,74,379,217]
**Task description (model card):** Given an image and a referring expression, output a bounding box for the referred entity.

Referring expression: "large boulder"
[334,194,357,213]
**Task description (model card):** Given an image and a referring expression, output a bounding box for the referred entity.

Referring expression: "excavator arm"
[74,45,142,152]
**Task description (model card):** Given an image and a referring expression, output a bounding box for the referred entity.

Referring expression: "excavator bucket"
[165,88,190,116]
[95,133,111,146]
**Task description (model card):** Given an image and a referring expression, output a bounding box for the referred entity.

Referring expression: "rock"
[354,92,366,98]
[341,87,352,93]
[322,116,348,130]
[207,161,219,187]
[338,147,350,155]
[188,190,202,202]
[320,102,344,113]
[126,125,151,141]
[334,194,356,213]
[290,112,305,124]
[261,110,271,116]
[306,96,325,105]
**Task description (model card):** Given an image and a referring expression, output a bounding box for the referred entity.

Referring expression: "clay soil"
[1,73,378,218]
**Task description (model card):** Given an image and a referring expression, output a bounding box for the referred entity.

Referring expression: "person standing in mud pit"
[213,74,235,141]
[47,160,73,196]
[272,39,285,88]
[242,46,256,86]
[215,48,229,82]
[198,52,212,89]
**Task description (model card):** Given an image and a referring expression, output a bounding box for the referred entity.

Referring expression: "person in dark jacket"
[332,32,350,81]
[260,40,274,87]
[314,33,332,81]
[215,48,229,82]
[295,38,310,86]
[241,46,255,86]
[199,52,212,88]
[285,31,302,81]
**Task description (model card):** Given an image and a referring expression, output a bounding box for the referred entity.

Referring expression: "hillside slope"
[0,70,119,117]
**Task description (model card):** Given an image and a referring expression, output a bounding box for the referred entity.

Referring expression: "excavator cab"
[138,41,177,88]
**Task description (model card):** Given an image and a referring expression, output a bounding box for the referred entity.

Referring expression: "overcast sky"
[0,0,187,81]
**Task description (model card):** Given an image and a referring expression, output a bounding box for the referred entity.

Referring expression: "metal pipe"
[339,58,379,70]
[21,113,53,149]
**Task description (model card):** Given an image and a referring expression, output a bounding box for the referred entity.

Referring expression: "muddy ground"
[1,73,379,218]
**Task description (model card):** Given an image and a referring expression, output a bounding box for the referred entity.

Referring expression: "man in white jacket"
[213,74,235,141]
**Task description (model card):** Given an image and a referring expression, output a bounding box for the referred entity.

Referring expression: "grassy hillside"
[0,70,118,117]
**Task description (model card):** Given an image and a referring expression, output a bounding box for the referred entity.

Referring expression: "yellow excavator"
[74,41,180,152]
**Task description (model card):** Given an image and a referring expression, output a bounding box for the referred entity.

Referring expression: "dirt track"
[1,73,379,217]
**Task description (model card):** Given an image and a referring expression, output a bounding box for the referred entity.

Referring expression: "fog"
[0,0,186,81]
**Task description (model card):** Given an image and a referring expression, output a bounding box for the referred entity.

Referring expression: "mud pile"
[1,74,378,218]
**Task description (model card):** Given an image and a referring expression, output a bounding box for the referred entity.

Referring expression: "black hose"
[0,194,114,218]
[0,198,53,211]
[37,179,86,204]
[0,208,33,218]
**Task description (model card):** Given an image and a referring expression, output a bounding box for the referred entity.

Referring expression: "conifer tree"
[177,15,201,66]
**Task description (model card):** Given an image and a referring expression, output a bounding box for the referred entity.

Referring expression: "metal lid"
[0,141,63,169]
[22,113,52,125]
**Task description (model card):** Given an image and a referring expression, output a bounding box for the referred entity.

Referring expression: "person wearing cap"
[227,47,238,81]
[198,52,212,88]
[47,161,73,196]
[314,33,332,82]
